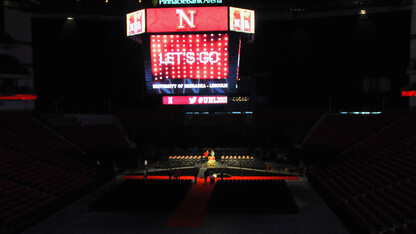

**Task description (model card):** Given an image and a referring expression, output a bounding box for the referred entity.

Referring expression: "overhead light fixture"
[289,8,305,13]
[67,17,74,20]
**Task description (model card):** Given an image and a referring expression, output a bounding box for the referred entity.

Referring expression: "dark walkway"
[23,177,349,234]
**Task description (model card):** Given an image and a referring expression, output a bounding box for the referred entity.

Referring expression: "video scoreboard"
[127,4,255,104]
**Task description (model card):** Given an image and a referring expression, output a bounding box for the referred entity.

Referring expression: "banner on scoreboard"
[163,95,227,105]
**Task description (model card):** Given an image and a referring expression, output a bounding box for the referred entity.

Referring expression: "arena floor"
[23,176,349,234]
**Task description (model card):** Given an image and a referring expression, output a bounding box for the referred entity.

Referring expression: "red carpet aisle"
[167,179,215,227]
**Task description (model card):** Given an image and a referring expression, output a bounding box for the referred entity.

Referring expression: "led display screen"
[151,33,228,80]
[163,96,227,105]
[146,7,228,33]
[126,9,146,36]
[144,33,240,95]
[229,7,255,34]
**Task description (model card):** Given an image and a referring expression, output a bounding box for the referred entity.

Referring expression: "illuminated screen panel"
[127,9,146,36]
[163,96,227,105]
[147,7,228,33]
[151,33,229,80]
[229,7,255,34]
[144,33,241,95]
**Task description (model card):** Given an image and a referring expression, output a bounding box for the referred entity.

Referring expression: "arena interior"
[1,0,416,233]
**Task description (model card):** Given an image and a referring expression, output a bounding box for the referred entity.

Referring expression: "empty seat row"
[0,179,56,229]
[169,155,202,160]
[221,155,254,160]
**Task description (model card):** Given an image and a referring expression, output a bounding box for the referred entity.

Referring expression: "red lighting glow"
[402,91,416,97]
[151,33,229,80]
[0,94,37,100]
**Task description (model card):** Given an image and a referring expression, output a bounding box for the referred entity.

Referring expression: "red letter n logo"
[176,9,196,30]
